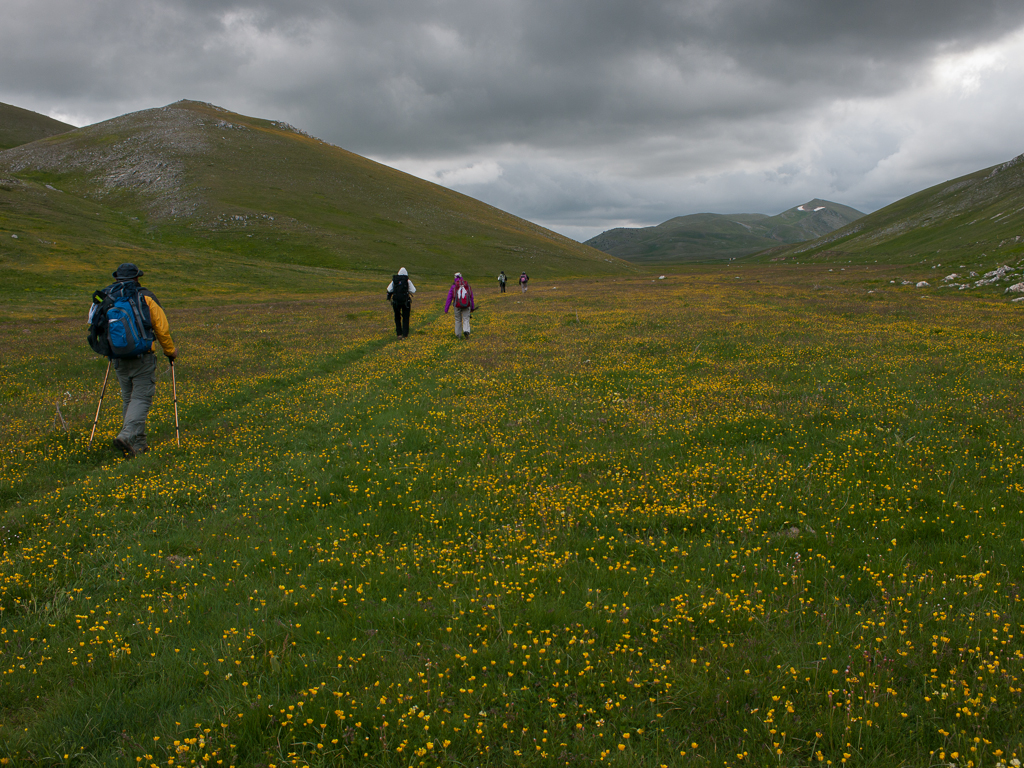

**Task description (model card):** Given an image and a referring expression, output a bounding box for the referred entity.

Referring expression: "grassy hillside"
[757,153,1024,266]
[586,199,863,263]
[2,262,1024,766]
[0,100,632,281]
[0,102,73,151]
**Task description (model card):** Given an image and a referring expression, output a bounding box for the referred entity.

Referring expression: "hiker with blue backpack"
[88,263,177,457]
[444,272,476,339]
[386,267,417,338]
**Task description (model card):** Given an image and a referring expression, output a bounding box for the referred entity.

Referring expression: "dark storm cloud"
[3,0,1024,237]
[5,0,1020,145]
[313,0,1024,159]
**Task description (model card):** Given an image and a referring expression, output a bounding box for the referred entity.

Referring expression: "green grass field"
[2,261,1024,768]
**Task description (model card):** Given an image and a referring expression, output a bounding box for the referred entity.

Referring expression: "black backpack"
[88,281,155,358]
[391,274,410,307]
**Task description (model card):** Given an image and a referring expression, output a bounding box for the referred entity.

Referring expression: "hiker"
[386,267,416,338]
[104,263,176,457]
[498,271,507,293]
[519,272,529,292]
[444,272,475,339]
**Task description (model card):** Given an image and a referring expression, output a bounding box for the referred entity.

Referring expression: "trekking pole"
[170,359,180,446]
[88,360,112,447]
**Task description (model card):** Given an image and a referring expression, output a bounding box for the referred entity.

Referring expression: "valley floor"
[2,265,1023,767]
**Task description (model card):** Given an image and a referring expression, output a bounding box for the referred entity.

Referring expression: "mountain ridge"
[1,100,632,279]
[585,199,864,263]
[755,153,1024,264]
[0,102,74,151]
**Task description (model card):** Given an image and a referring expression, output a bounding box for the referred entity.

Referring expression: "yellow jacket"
[143,293,176,356]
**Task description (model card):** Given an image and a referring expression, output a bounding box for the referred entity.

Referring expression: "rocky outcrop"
[0,101,220,220]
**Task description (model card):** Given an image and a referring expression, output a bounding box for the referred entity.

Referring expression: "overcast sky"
[4,0,1024,241]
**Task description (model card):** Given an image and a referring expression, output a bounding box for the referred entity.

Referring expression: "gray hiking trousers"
[453,306,471,336]
[114,353,157,451]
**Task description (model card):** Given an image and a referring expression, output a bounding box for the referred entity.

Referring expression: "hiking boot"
[463,331,470,339]
[113,436,137,458]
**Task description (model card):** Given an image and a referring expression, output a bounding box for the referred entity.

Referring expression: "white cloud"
[933,41,1009,97]
[436,160,504,186]
[46,110,88,127]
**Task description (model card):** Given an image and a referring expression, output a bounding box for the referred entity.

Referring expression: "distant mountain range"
[4,100,1022,277]
[0,102,73,151]
[754,154,1024,265]
[585,200,865,263]
[0,100,632,279]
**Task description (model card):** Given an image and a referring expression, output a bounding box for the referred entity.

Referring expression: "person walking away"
[519,272,529,292]
[444,272,475,339]
[387,267,416,338]
[105,263,176,457]
[498,271,507,293]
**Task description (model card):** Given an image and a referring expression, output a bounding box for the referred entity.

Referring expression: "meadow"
[2,261,1023,768]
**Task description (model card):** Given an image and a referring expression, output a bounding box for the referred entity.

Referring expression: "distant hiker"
[498,271,507,293]
[519,272,529,293]
[386,267,416,338]
[444,272,476,339]
[90,263,177,458]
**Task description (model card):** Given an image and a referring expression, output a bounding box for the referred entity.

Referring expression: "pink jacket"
[444,279,475,312]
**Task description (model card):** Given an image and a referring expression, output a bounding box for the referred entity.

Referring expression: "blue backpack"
[88,281,155,358]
